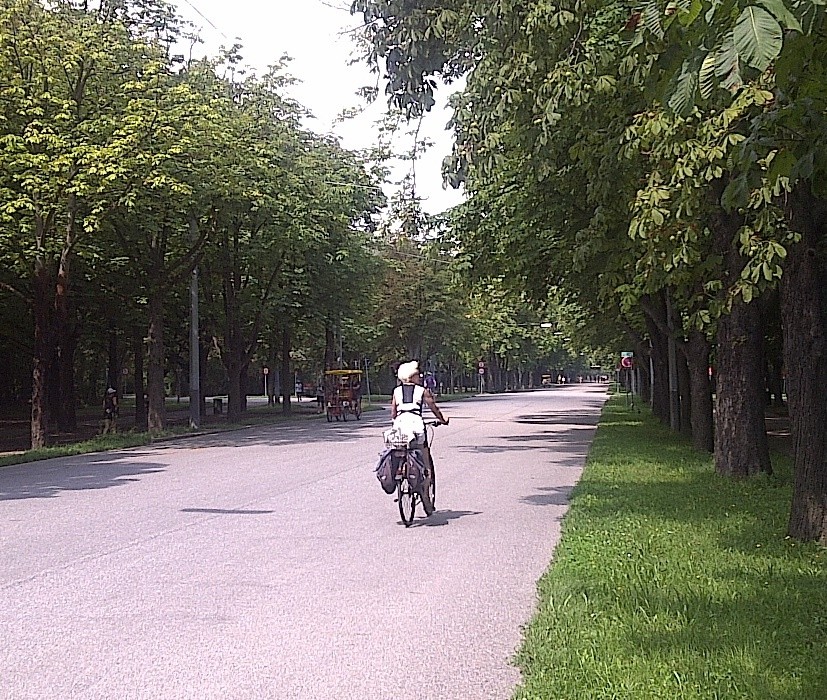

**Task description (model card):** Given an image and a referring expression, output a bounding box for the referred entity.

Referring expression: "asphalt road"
[1,384,608,700]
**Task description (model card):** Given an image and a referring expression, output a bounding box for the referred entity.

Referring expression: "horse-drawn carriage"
[324,369,363,422]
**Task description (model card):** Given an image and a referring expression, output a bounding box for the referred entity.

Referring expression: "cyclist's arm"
[423,389,448,424]
[390,392,398,419]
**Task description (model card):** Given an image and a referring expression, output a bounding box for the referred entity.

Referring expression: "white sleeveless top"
[393,384,425,415]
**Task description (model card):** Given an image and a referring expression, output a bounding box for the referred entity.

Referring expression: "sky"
[171,0,465,214]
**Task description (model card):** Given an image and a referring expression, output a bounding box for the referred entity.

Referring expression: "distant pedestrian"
[102,388,119,435]
[424,372,437,395]
[316,380,324,414]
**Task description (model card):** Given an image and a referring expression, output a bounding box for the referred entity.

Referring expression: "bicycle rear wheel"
[398,479,415,526]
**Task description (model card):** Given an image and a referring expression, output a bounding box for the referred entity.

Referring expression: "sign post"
[263,367,269,398]
[620,352,634,407]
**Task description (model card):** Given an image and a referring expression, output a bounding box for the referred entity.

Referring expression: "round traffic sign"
[620,356,633,369]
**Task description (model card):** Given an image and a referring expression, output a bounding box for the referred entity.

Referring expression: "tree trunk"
[766,356,785,409]
[643,295,670,423]
[222,262,245,419]
[783,186,827,544]
[280,325,292,415]
[711,183,771,477]
[146,292,166,433]
[31,256,54,449]
[54,249,78,432]
[225,344,250,419]
[633,338,652,406]
[762,289,785,408]
[227,361,243,420]
[133,323,147,432]
[677,347,692,436]
[714,295,771,476]
[324,325,336,372]
[684,330,714,453]
[267,340,278,406]
[47,347,60,431]
[199,339,208,417]
[224,311,245,420]
[107,329,120,393]
[56,325,78,432]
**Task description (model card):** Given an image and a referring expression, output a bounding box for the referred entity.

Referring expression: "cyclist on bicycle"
[390,361,448,470]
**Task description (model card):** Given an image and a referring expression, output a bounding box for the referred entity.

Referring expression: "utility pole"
[364,357,372,403]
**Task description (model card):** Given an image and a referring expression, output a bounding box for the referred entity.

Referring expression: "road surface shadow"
[164,414,387,450]
[516,412,601,426]
[457,442,592,459]
[411,509,481,527]
[0,452,166,501]
[181,507,275,515]
[521,486,572,506]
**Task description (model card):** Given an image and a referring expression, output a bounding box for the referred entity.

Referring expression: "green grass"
[514,398,826,700]
[0,432,157,468]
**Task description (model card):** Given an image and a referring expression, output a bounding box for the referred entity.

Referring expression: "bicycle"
[385,420,443,527]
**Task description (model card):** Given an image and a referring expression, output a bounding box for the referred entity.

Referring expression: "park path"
[0,385,608,700]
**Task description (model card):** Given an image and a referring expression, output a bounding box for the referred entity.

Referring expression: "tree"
[632,0,827,537]
[0,0,190,445]
[350,0,826,541]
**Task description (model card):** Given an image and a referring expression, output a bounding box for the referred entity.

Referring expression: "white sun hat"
[397,361,420,383]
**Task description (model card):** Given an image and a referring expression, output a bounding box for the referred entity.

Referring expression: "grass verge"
[514,398,825,700]
[0,432,156,468]
[0,405,340,468]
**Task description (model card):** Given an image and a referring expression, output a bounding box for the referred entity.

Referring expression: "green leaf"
[643,0,664,39]
[733,7,783,72]
[715,34,743,92]
[767,148,796,185]
[678,0,704,26]
[756,0,802,31]
[667,58,700,115]
[699,52,717,98]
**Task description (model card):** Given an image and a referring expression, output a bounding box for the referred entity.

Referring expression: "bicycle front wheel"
[420,461,436,516]
[427,462,436,512]
[398,479,415,527]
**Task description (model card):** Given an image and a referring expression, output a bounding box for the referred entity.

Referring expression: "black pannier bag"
[375,449,397,494]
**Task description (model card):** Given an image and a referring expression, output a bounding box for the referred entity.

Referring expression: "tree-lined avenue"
[1,385,607,699]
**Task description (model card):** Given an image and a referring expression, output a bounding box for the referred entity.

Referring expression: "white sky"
[172,0,465,214]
